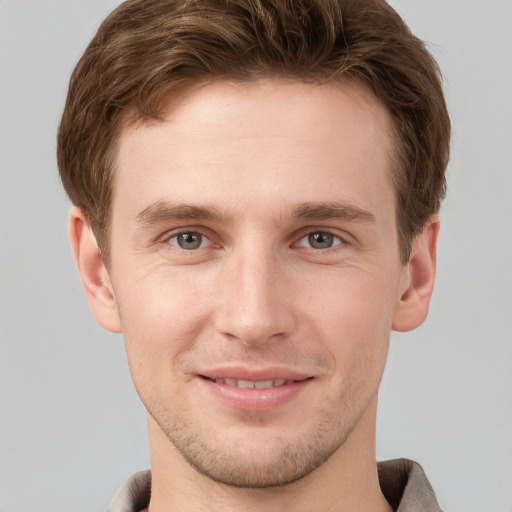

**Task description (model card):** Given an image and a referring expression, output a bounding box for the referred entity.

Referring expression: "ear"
[69,207,122,333]
[392,216,440,332]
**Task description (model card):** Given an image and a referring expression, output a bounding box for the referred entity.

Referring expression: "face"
[105,79,410,487]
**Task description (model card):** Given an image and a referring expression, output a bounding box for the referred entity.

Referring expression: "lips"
[198,368,313,411]
[202,377,294,388]
[199,367,311,382]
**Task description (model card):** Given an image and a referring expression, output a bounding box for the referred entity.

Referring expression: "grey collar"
[107,458,441,512]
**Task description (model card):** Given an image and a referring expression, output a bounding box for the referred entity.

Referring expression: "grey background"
[1,1,511,511]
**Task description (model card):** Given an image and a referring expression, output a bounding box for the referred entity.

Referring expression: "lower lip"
[199,377,312,412]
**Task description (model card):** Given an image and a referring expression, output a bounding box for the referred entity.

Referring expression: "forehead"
[113,79,395,221]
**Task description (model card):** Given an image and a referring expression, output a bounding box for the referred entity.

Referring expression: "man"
[57,0,450,510]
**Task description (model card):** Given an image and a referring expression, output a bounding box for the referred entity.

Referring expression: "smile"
[198,373,313,411]
[201,377,299,388]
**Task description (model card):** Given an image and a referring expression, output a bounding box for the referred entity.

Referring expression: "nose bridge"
[215,239,291,345]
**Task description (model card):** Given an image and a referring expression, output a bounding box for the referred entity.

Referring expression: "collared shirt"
[107,458,442,512]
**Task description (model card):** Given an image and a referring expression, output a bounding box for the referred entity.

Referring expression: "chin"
[160,410,350,488]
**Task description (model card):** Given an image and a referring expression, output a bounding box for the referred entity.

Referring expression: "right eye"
[168,231,209,250]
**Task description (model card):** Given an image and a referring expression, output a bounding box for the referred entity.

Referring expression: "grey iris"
[308,232,334,249]
[177,232,202,250]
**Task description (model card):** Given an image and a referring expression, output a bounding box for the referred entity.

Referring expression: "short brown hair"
[57,0,450,265]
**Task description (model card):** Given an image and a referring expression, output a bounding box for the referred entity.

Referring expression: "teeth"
[212,378,291,388]
[255,380,273,389]
[237,379,254,389]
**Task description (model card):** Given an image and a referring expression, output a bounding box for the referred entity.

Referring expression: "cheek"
[301,267,397,381]
[303,263,399,331]
[115,267,215,383]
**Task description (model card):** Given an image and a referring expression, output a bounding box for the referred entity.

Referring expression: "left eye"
[298,232,342,250]
[168,232,209,250]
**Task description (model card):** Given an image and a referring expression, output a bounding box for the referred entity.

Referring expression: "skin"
[70,79,439,512]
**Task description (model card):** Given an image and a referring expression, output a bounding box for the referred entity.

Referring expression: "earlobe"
[392,216,440,332]
[69,207,122,333]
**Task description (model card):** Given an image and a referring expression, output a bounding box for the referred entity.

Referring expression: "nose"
[214,245,295,346]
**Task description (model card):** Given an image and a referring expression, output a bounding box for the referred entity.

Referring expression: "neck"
[146,399,392,512]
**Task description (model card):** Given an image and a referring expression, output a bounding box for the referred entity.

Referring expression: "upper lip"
[198,366,312,382]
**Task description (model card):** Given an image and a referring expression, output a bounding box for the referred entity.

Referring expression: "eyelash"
[161,228,349,252]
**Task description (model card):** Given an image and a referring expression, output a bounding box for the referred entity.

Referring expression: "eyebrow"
[136,201,232,226]
[292,202,376,223]
[136,200,375,226]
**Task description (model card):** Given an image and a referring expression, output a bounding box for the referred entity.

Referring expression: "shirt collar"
[107,459,441,512]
